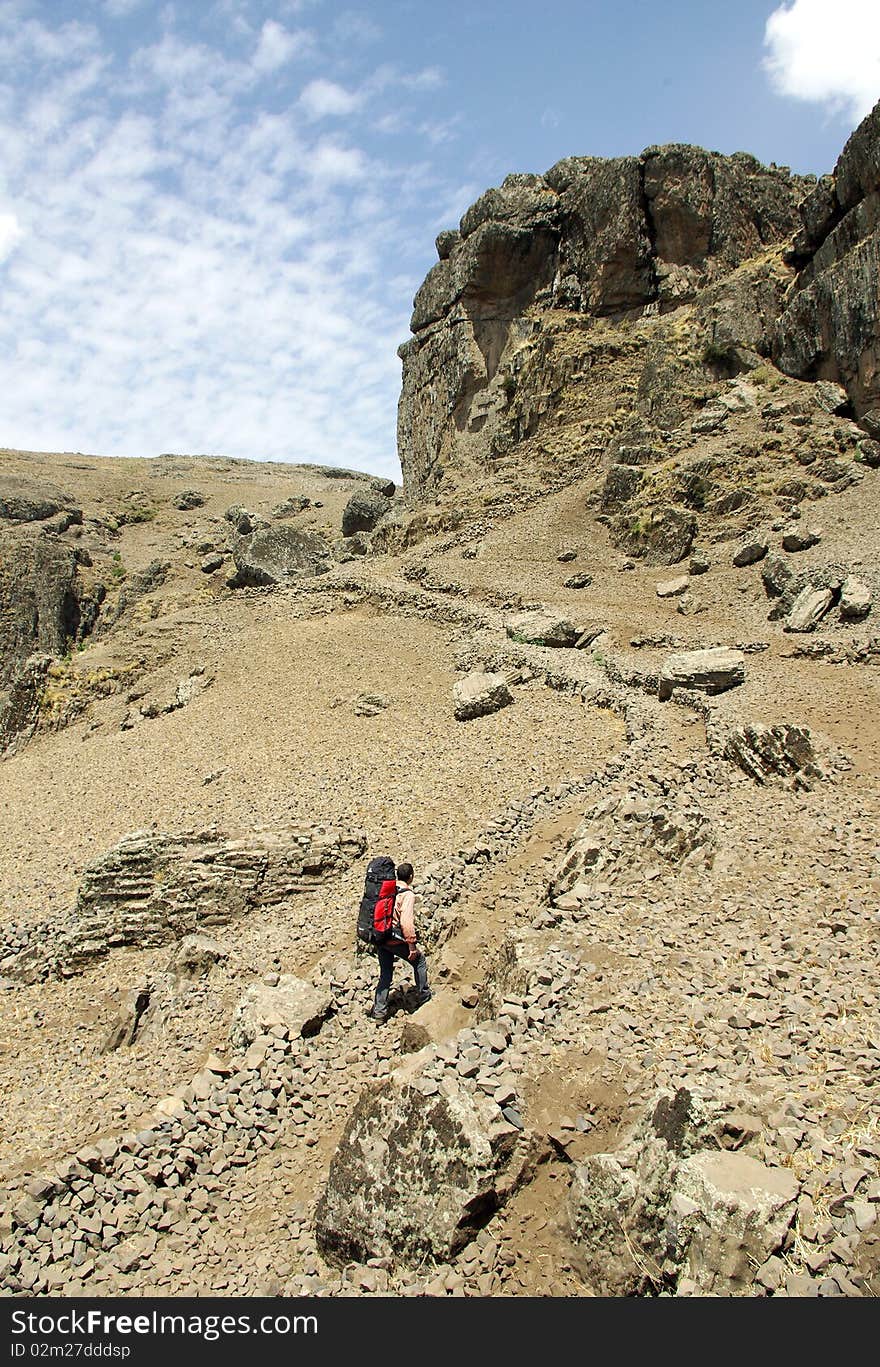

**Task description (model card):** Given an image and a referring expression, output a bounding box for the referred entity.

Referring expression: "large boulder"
[228,525,330,587]
[341,489,392,537]
[668,1152,799,1295]
[230,975,332,1047]
[840,575,872,620]
[718,722,825,787]
[658,647,745,700]
[315,1055,529,1266]
[783,586,834,632]
[567,1091,799,1296]
[611,506,697,566]
[551,792,715,899]
[505,609,580,647]
[453,671,513,721]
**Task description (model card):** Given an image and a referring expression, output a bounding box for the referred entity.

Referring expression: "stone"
[341,489,391,537]
[228,525,330,588]
[656,575,690,598]
[719,723,825,786]
[271,496,311,517]
[505,610,580,648]
[200,554,224,574]
[658,648,745,700]
[171,490,204,511]
[314,1057,531,1266]
[839,576,872,620]
[732,538,768,567]
[669,1152,799,1295]
[784,587,834,633]
[813,381,850,415]
[168,935,228,980]
[857,438,880,467]
[224,505,254,535]
[563,573,593,589]
[453,671,514,722]
[690,554,711,575]
[230,976,333,1048]
[781,524,822,552]
[761,554,793,597]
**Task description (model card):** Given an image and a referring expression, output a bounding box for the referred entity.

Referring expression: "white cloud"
[764,0,880,122]
[299,78,361,119]
[252,19,309,73]
[0,211,23,262]
[402,66,444,92]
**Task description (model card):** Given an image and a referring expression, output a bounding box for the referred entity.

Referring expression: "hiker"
[370,861,431,1021]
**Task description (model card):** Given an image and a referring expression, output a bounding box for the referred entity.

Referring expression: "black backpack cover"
[357,855,397,945]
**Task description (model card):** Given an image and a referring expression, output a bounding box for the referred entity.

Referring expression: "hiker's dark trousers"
[374,941,428,1012]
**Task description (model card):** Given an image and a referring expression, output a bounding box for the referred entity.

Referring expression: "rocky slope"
[1,104,880,1301]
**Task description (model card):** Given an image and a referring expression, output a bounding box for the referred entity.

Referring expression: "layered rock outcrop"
[0,824,366,981]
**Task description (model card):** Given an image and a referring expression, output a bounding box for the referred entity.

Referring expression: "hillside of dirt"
[1,105,880,1300]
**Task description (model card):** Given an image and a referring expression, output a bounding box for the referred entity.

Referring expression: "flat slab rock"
[658,647,745,700]
[230,975,333,1047]
[453,671,513,721]
[656,575,690,598]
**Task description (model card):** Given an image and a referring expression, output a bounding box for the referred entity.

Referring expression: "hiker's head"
[397,861,414,885]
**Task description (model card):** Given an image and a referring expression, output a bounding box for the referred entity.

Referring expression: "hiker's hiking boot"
[416,990,433,1006]
[369,1006,387,1022]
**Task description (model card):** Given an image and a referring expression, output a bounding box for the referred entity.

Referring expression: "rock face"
[0,532,100,687]
[453,670,513,721]
[0,825,365,980]
[0,654,53,757]
[774,98,880,416]
[398,147,803,503]
[229,525,330,587]
[0,475,81,525]
[315,1055,527,1266]
[658,647,745,700]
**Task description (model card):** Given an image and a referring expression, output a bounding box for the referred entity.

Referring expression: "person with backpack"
[365,861,431,1022]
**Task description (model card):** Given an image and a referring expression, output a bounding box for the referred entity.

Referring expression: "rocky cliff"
[398,101,880,537]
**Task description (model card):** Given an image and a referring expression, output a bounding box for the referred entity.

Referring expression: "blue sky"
[0,0,877,479]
